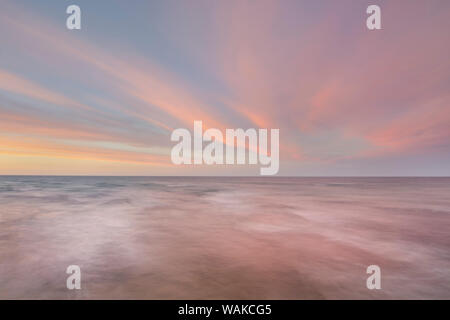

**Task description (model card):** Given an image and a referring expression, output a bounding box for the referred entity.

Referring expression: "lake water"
[0,176,449,299]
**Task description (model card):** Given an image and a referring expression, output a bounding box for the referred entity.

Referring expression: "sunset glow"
[1,0,449,175]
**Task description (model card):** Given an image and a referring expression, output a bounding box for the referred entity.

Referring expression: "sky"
[0,0,449,176]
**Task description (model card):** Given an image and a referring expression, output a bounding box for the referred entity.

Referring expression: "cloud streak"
[0,0,449,175]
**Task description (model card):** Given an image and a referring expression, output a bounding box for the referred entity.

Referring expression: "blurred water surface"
[0,176,449,299]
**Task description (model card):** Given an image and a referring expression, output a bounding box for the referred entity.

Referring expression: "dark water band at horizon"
[0,176,449,299]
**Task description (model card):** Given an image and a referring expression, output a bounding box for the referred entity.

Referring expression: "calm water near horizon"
[0,176,449,299]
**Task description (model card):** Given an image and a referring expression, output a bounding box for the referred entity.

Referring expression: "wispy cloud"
[0,0,449,175]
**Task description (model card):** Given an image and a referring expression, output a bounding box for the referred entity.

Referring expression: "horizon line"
[0,175,449,178]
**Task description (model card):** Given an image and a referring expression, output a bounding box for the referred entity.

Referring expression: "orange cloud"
[0,134,170,166]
